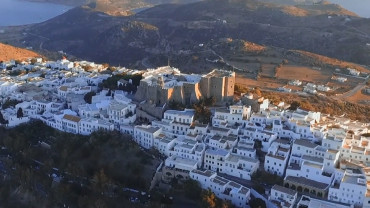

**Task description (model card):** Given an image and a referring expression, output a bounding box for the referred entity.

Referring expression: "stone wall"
[224,72,235,101]
[137,101,167,120]
[135,70,235,106]
[200,76,211,98]
[210,76,225,101]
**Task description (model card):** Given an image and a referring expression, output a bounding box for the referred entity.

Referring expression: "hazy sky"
[330,0,370,18]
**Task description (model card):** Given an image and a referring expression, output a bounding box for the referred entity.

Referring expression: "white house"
[164,155,198,173]
[78,104,100,118]
[168,138,205,168]
[161,109,195,137]
[190,169,251,208]
[0,109,30,127]
[133,125,162,149]
[60,114,81,134]
[288,80,302,86]
[317,85,331,92]
[222,154,259,180]
[107,101,136,125]
[347,68,360,76]
[204,148,259,180]
[207,134,238,150]
[163,109,194,125]
[328,169,367,207]
[204,148,230,172]
[79,118,114,135]
[212,105,251,127]
[264,140,291,177]
[46,58,74,70]
[297,195,353,208]
[233,145,256,159]
[269,185,298,208]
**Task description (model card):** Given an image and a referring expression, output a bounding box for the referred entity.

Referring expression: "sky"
[329,0,370,18]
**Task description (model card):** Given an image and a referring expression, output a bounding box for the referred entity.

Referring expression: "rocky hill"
[25,0,86,6]
[0,43,40,62]
[3,0,369,70]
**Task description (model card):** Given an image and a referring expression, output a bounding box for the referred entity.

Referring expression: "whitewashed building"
[269,185,298,208]
[190,169,251,207]
[264,140,291,177]
[133,125,162,149]
[328,169,367,207]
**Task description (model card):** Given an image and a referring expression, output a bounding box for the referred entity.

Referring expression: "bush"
[250,198,266,208]
[2,99,21,109]
[84,92,96,104]
[183,179,202,200]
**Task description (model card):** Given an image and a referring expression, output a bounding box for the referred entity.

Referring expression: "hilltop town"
[0,57,369,208]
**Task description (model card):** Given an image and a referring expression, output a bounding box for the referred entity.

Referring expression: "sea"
[0,0,72,27]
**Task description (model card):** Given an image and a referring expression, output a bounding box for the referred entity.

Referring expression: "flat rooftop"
[135,125,160,134]
[272,184,297,196]
[206,149,229,157]
[285,176,329,190]
[191,169,215,178]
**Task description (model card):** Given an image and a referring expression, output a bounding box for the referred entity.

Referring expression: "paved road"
[333,75,369,100]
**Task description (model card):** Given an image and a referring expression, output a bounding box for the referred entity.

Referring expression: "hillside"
[0,43,40,62]
[25,0,86,6]
[1,0,369,68]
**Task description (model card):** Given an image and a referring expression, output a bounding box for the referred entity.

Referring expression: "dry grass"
[242,41,266,53]
[236,73,284,90]
[291,50,370,73]
[261,91,370,122]
[0,43,40,62]
[280,6,309,16]
[277,65,331,84]
[346,87,370,104]
[260,64,276,78]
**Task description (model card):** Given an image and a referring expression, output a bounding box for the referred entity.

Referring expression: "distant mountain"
[257,0,321,5]
[25,0,86,6]
[0,43,40,62]
[5,0,369,69]
[25,0,204,15]
[86,0,203,15]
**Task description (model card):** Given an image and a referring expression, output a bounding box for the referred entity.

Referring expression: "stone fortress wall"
[135,67,235,105]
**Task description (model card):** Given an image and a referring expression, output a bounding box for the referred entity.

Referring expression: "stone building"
[134,66,235,106]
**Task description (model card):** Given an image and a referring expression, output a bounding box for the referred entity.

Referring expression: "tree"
[221,201,235,208]
[30,58,37,65]
[254,87,262,97]
[253,184,265,195]
[106,89,111,96]
[15,60,22,65]
[102,63,109,68]
[183,179,202,200]
[168,100,185,111]
[288,101,301,111]
[204,96,216,106]
[0,111,6,124]
[17,108,23,118]
[84,92,96,104]
[202,189,217,208]
[193,102,211,124]
[93,169,110,193]
[250,198,266,208]
[2,99,21,109]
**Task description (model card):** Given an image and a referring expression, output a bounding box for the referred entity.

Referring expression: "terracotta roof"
[59,86,68,91]
[63,114,81,123]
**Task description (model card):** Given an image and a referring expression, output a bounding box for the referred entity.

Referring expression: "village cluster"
[0,58,369,208]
